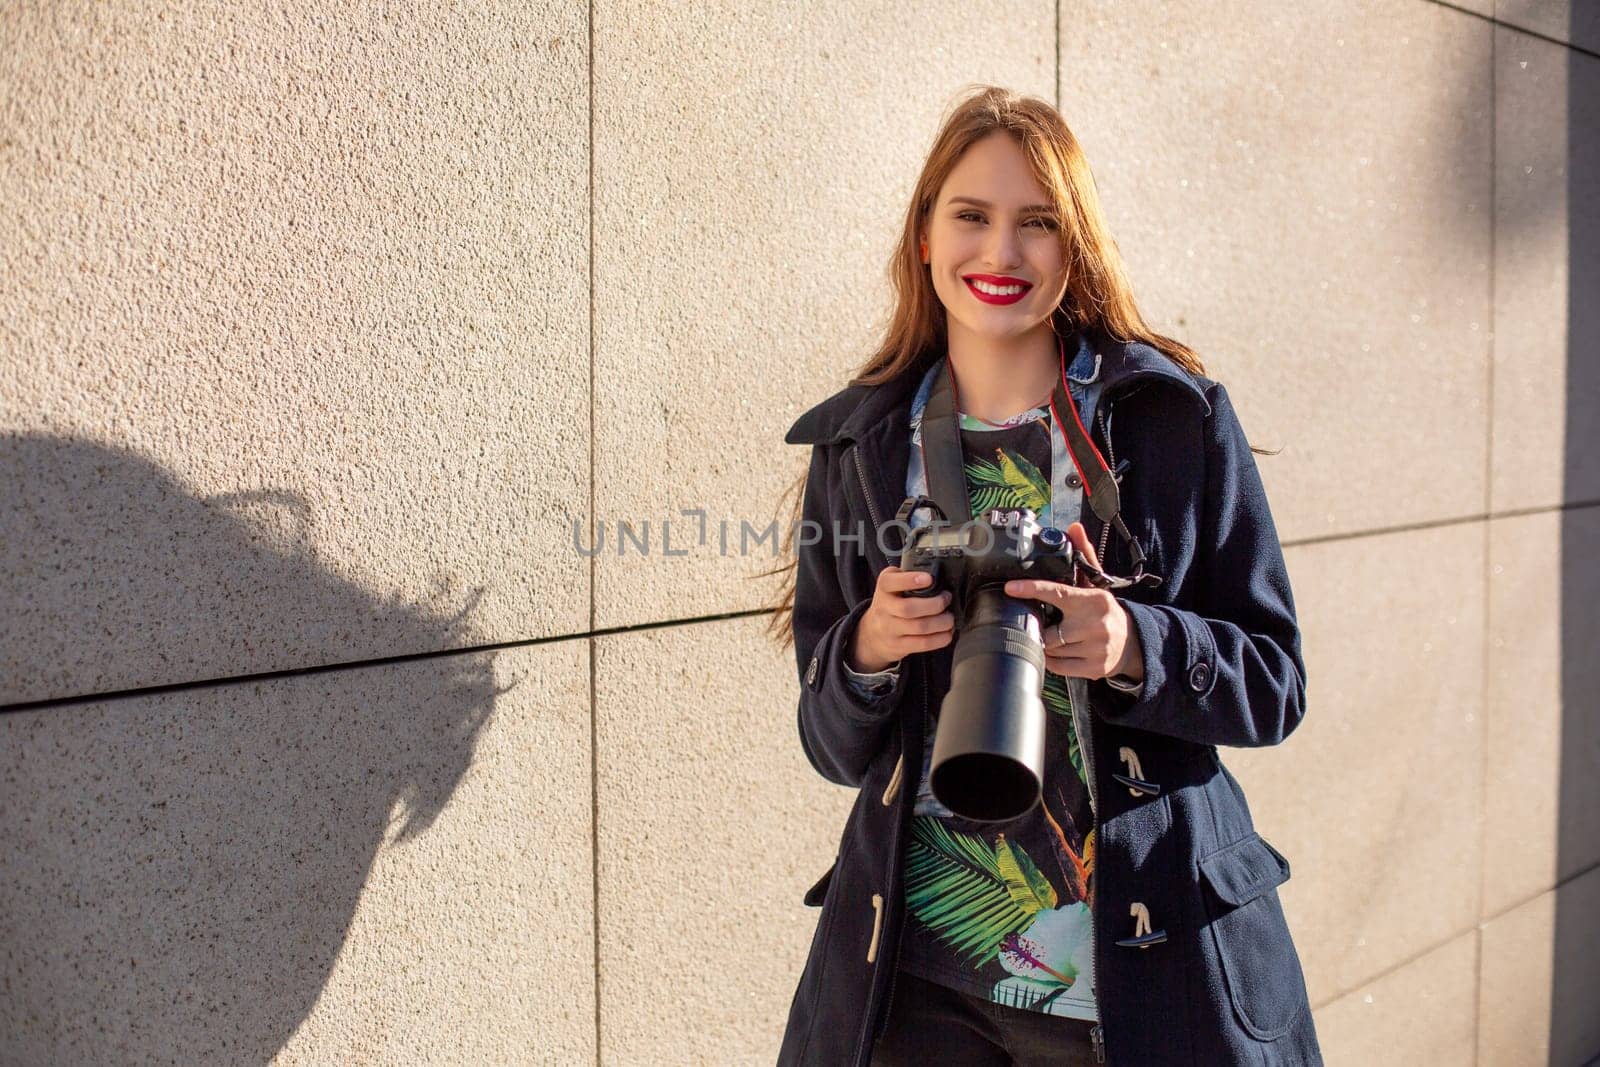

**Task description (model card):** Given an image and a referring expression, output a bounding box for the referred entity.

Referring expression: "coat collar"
[784,329,1210,447]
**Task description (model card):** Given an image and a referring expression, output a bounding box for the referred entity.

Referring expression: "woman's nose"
[984,229,1024,269]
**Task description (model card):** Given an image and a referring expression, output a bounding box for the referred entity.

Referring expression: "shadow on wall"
[1555,21,1600,1067]
[0,433,505,1062]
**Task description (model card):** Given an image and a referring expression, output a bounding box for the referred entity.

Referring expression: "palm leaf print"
[905,818,1055,967]
[964,446,1049,515]
[968,483,1013,516]
[964,456,1015,515]
[996,448,1049,510]
[1041,676,1072,717]
[1041,676,1083,782]
[996,832,1058,913]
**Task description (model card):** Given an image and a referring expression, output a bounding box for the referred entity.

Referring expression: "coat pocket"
[803,859,837,907]
[1197,831,1309,1040]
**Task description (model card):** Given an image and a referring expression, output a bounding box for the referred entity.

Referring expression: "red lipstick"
[962,273,1033,306]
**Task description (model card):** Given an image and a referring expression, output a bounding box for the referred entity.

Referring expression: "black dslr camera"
[896,496,1149,823]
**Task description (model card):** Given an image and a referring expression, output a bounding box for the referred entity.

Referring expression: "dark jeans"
[870,970,1103,1066]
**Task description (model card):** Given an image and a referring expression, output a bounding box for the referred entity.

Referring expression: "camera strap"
[917,329,1153,579]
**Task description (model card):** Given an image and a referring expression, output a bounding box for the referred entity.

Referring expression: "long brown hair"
[761,85,1213,648]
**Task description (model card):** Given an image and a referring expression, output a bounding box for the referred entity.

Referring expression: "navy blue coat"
[778,334,1324,1065]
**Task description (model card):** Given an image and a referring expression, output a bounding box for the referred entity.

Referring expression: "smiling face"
[922,131,1070,344]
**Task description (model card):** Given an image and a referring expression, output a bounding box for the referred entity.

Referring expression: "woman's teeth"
[969,279,1027,295]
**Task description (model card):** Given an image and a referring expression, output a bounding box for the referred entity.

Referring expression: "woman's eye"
[955,211,1057,231]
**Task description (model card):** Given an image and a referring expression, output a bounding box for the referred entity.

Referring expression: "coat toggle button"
[1114,746,1160,796]
[1116,901,1168,949]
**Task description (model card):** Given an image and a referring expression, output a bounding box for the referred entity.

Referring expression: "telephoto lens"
[927,583,1050,822]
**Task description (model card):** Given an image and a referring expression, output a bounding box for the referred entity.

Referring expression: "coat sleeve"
[792,442,910,787]
[1097,382,1307,748]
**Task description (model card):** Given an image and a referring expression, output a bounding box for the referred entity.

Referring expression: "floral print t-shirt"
[891,404,1100,1022]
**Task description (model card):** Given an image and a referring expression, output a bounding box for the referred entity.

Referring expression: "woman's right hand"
[847,565,956,673]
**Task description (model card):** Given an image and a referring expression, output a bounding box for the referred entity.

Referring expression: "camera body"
[898,504,1091,632]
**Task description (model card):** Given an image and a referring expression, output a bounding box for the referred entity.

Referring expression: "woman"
[767,86,1322,1066]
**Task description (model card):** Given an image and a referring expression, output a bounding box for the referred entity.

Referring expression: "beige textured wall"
[2,2,1595,1065]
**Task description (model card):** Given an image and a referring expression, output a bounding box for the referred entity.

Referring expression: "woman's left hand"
[1003,521,1145,683]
